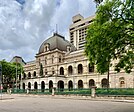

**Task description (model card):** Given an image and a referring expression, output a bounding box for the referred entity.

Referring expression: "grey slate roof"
[38,33,76,54]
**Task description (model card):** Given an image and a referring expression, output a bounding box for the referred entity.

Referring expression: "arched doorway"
[22,83,25,90]
[68,66,73,75]
[28,82,31,89]
[58,80,64,91]
[60,67,64,75]
[68,80,73,91]
[101,78,108,88]
[41,81,45,92]
[34,82,38,90]
[78,80,83,89]
[89,79,95,88]
[49,80,53,92]
[78,64,83,74]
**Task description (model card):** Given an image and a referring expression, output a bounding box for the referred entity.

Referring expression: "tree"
[85,0,134,88]
[94,0,103,7]
[0,60,23,89]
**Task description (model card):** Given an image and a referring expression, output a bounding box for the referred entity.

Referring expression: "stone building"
[20,14,134,90]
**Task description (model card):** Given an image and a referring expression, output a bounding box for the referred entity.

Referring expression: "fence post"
[91,86,97,98]
[52,88,55,96]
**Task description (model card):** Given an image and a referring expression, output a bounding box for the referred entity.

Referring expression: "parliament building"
[20,14,134,90]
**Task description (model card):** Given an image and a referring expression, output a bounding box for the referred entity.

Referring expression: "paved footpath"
[0,94,134,112]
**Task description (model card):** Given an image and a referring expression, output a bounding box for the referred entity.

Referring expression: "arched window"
[28,72,31,78]
[78,80,83,89]
[23,73,26,79]
[22,83,25,90]
[68,66,73,75]
[28,82,31,89]
[89,64,94,72]
[68,80,73,91]
[45,46,47,52]
[89,79,95,88]
[49,80,53,92]
[60,67,64,75]
[58,80,64,91]
[59,55,62,63]
[41,81,45,92]
[119,77,125,88]
[34,82,38,90]
[78,64,83,74]
[19,74,21,80]
[101,78,108,88]
[33,71,36,77]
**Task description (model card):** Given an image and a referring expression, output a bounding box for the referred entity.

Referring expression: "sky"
[0,0,96,62]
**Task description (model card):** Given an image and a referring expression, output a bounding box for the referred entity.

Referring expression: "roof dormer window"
[67,46,71,52]
[44,43,50,52]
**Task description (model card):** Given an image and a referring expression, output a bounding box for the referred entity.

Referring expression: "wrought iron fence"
[2,88,134,96]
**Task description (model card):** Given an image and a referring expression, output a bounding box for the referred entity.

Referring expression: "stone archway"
[89,79,95,88]
[101,78,108,88]
[58,80,64,91]
[41,81,45,92]
[68,80,73,91]
[22,83,25,90]
[49,80,53,92]
[28,82,31,89]
[78,80,83,89]
[34,82,38,90]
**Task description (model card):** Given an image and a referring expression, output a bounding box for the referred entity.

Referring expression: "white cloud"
[0,0,96,62]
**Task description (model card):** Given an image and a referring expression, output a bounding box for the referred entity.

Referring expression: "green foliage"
[96,88,134,95]
[85,0,134,74]
[0,60,23,86]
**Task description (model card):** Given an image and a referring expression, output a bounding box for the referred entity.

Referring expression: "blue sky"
[0,0,96,62]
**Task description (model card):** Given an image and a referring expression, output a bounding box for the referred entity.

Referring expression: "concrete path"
[0,94,134,112]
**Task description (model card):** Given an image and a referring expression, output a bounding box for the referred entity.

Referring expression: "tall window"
[33,71,36,77]
[78,64,83,74]
[68,66,73,75]
[28,72,31,78]
[89,64,94,72]
[23,73,26,79]
[59,55,62,62]
[60,67,64,75]
[45,46,47,52]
